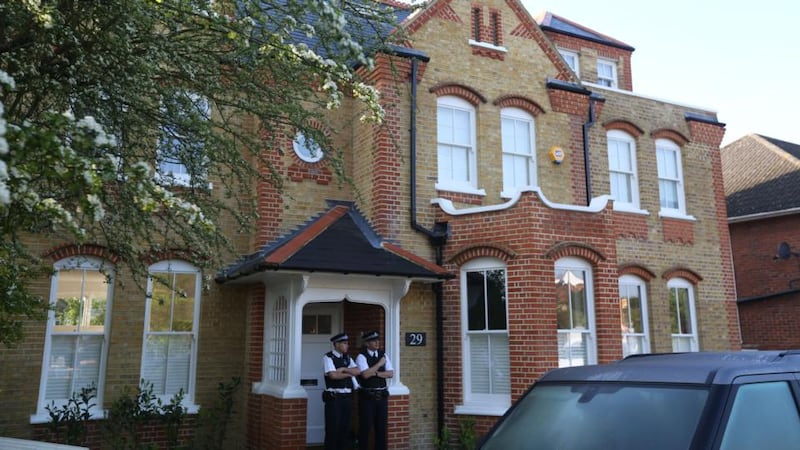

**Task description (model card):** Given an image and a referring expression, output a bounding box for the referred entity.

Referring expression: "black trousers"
[358,390,388,450]
[324,394,352,450]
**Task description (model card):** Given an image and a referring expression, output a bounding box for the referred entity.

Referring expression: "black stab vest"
[324,351,354,390]
[358,349,387,389]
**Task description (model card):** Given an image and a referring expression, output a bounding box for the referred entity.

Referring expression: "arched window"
[437,96,479,193]
[607,130,639,210]
[457,257,510,415]
[555,257,596,367]
[501,107,536,196]
[668,277,698,352]
[619,274,650,356]
[141,260,202,409]
[35,256,114,421]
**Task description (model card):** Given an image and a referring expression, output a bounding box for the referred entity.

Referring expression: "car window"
[480,383,709,450]
[719,381,800,450]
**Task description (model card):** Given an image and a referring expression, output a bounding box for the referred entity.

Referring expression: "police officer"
[323,333,360,450]
[356,330,393,450]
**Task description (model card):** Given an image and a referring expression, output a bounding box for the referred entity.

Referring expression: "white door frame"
[252,272,412,400]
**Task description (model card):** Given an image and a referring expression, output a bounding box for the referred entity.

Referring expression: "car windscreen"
[480,382,710,450]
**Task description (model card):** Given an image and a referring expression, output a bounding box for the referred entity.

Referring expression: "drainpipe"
[408,55,449,438]
[582,93,599,205]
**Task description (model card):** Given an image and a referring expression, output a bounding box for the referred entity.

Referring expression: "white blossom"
[0,70,15,89]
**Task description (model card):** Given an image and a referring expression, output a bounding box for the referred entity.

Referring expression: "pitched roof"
[216,201,453,283]
[534,11,635,51]
[722,134,800,218]
[248,0,417,65]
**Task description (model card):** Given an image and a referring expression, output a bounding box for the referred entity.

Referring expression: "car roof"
[540,351,800,385]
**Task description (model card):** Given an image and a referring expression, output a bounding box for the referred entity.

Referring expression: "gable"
[402,0,576,82]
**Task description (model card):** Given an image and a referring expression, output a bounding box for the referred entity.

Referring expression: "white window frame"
[558,49,580,76]
[597,58,618,88]
[141,260,202,411]
[656,138,687,217]
[619,275,650,357]
[501,107,536,197]
[607,130,640,211]
[156,92,211,187]
[32,256,114,423]
[456,257,510,416]
[555,257,596,368]
[436,96,483,195]
[668,277,699,352]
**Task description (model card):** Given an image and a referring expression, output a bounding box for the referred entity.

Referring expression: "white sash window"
[33,256,113,422]
[142,260,201,409]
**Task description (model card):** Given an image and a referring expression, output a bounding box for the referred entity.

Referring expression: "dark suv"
[478,351,800,450]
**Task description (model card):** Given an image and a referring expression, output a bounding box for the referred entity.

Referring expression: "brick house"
[722,134,800,350]
[0,1,738,449]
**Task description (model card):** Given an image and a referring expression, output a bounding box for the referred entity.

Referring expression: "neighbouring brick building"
[0,1,738,449]
[722,134,800,350]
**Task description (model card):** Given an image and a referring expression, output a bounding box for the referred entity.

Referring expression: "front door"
[301,303,342,445]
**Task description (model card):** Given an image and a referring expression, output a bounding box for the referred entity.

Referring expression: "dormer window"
[558,49,580,76]
[597,58,618,88]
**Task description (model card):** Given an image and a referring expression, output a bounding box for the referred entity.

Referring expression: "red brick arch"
[545,242,606,265]
[142,250,207,266]
[603,119,644,137]
[44,243,120,264]
[287,119,333,184]
[651,128,690,146]
[449,243,517,266]
[662,266,703,285]
[429,82,487,106]
[618,263,656,281]
[493,95,545,117]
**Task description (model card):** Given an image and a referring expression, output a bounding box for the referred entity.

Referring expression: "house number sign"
[405,332,426,346]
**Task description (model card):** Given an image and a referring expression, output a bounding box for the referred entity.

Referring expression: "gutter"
[408,55,450,438]
[582,93,601,205]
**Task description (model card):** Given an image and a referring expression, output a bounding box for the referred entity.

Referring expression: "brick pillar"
[387,394,411,449]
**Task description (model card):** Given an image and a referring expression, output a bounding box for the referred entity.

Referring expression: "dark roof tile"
[722,134,800,218]
[217,200,452,282]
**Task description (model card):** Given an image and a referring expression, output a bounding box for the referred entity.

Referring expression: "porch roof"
[216,200,453,283]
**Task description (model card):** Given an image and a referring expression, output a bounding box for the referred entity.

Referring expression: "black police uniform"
[323,350,355,450]
[357,348,389,450]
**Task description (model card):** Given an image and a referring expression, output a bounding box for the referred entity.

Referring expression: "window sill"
[467,40,508,53]
[155,174,213,190]
[658,209,696,221]
[613,203,649,215]
[455,401,509,417]
[501,186,538,199]
[435,183,486,197]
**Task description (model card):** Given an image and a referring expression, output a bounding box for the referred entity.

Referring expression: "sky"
[520,0,800,146]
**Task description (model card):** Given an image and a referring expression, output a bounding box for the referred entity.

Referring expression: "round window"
[292,132,324,163]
